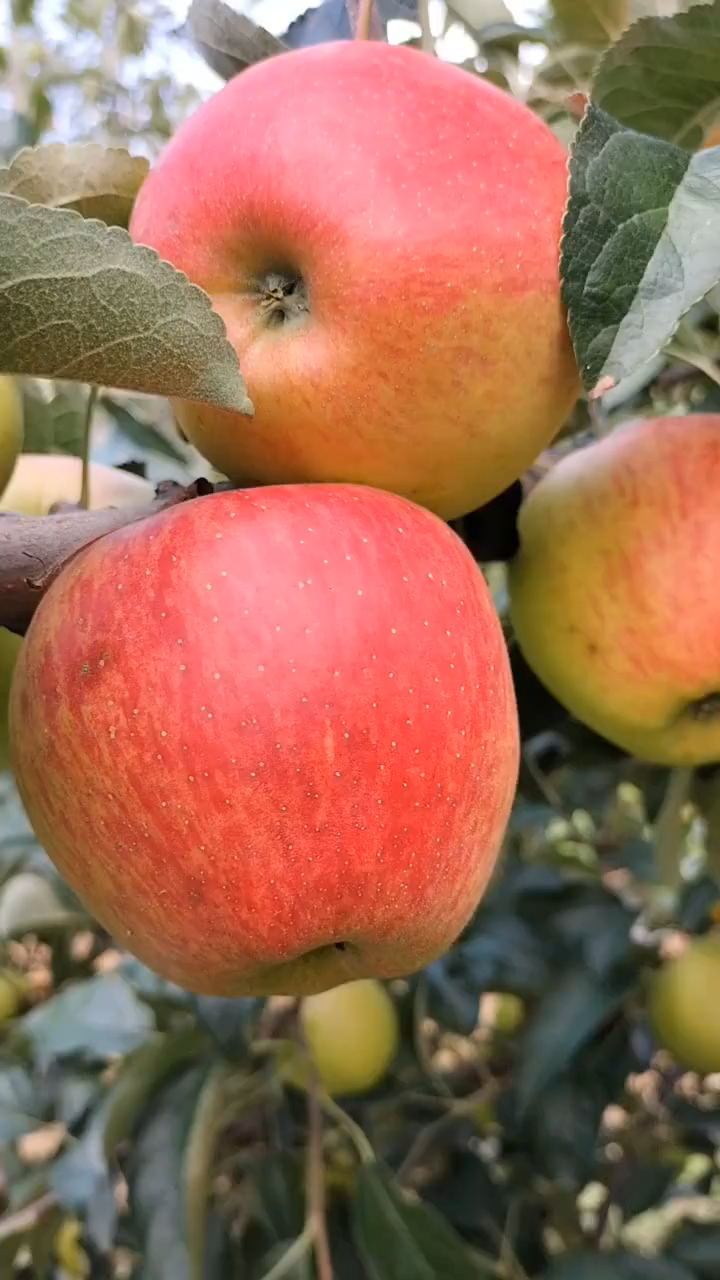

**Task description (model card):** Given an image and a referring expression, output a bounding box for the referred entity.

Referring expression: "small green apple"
[0,378,24,500]
[650,932,720,1075]
[299,979,400,1096]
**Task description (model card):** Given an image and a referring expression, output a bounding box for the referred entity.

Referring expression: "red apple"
[10,485,519,996]
[129,41,578,521]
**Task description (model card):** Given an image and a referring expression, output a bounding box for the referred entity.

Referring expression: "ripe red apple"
[10,485,519,996]
[509,414,720,765]
[129,41,579,521]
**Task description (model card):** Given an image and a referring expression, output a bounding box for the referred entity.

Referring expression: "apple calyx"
[686,692,720,722]
[256,270,309,328]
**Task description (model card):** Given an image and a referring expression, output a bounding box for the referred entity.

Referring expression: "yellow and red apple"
[509,415,720,765]
[129,42,578,520]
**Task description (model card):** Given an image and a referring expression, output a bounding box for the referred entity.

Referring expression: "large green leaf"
[187,0,287,80]
[0,143,149,227]
[125,1062,231,1280]
[22,974,154,1068]
[0,195,253,412]
[513,962,637,1115]
[562,104,720,393]
[594,0,720,147]
[550,0,629,47]
[353,1162,490,1279]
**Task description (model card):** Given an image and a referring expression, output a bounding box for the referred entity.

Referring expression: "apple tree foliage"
[1,0,720,1277]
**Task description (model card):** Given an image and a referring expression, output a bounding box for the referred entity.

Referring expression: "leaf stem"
[319,1092,376,1165]
[79,384,100,510]
[261,1219,316,1280]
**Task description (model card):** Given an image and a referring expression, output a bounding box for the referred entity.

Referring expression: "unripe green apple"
[129,41,579,521]
[650,932,720,1075]
[0,377,24,499]
[299,979,400,1096]
[509,415,720,766]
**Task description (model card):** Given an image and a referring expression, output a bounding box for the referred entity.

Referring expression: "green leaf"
[23,974,154,1068]
[103,1027,207,1158]
[50,1091,117,1250]
[0,195,254,413]
[562,104,720,394]
[125,1062,230,1280]
[550,0,629,47]
[20,381,89,456]
[542,1252,696,1279]
[594,0,720,148]
[187,0,287,81]
[353,1162,488,1280]
[445,0,513,32]
[665,1223,720,1279]
[0,1064,44,1142]
[0,144,149,228]
[0,870,87,939]
[101,394,188,463]
[514,963,636,1115]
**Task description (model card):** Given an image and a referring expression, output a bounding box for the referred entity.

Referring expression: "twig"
[354,0,375,40]
[654,767,694,897]
[306,1069,333,1280]
[396,1080,500,1187]
[0,478,213,635]
[79,384,100,509]
[418,0,433,53]
[0,1191,59,1243]
[260,1219,316,1280]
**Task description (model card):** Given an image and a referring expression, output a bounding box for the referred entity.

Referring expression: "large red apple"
[10,485,519,996]
[129,41,578,521]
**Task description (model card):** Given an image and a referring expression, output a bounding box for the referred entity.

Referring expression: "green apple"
[509,415,720,766]
[650,932,720,1075]
[299,979,400,1096]
[0,378,24,500]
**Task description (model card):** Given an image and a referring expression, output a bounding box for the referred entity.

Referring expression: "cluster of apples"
[4,42,720,1079]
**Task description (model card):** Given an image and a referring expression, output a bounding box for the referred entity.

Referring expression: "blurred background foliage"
[1,1,720,1278]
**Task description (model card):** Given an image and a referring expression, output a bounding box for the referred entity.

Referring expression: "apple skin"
[10,484,519,997]
[299,979,400,1096]
[0,457,155,770]
[0,378,24,500]
[129,41,579,521]
[508,415,720,766]
[650,932,720,1075]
